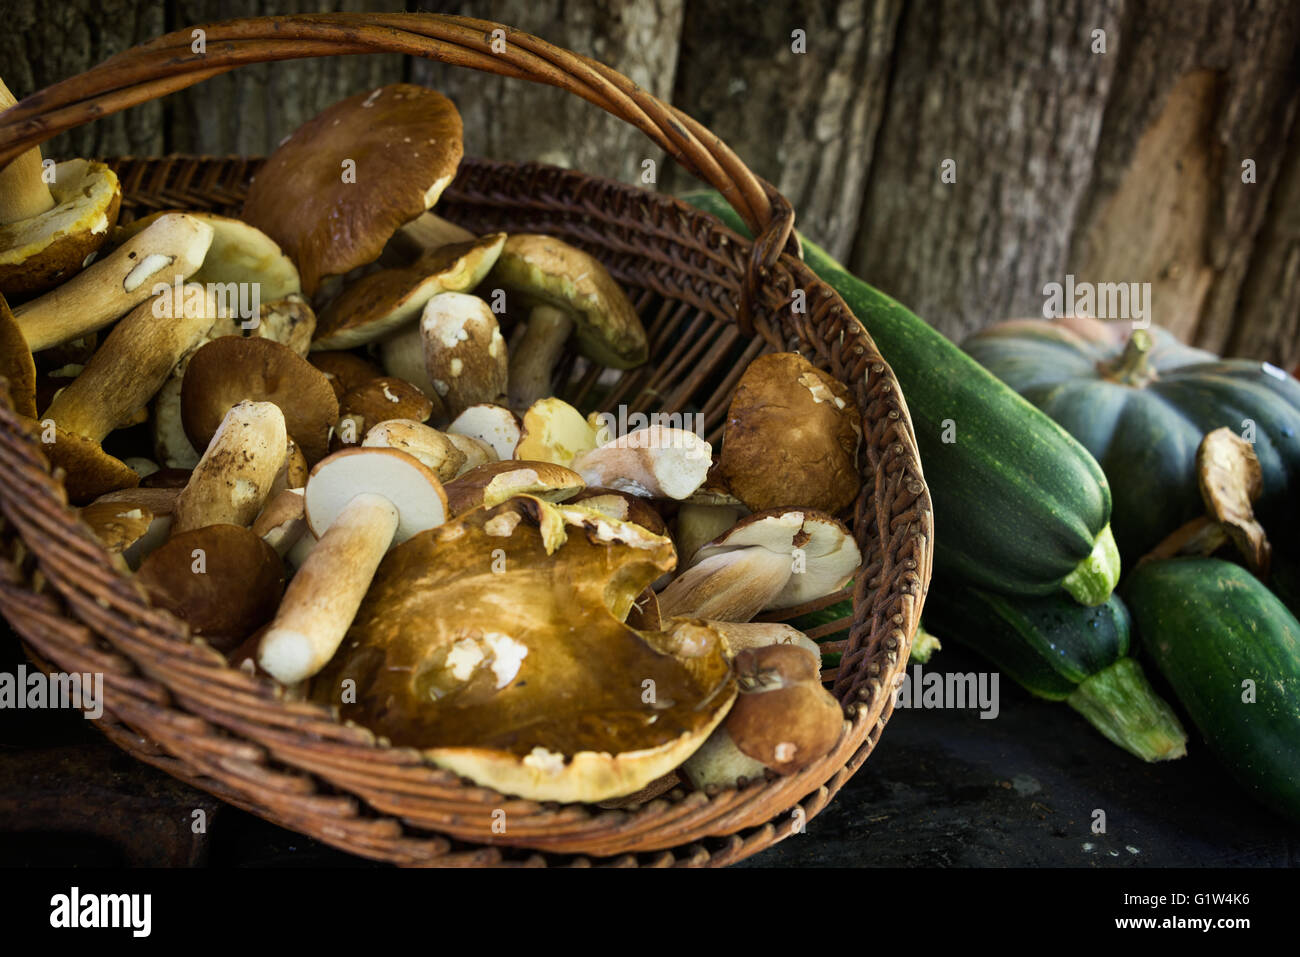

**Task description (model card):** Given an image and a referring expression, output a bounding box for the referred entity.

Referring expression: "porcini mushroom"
[718,352,862,513]
[12,212,213,352]
[444,432,496,475]
[362,419,465,481]
[512,397,601,466]
[338,376,434,438]
[314,233,505,349]
[419,291,508,418]
[447,403,520,461]
[136,524,285,653]
[257,448,449,683]
[681,644,843,791]
[0,79,121,298]
[571,425,712,500]
[657,509,861,621]
[1197,427,1272,576]
[39,284,219,501]
[171,400,288,534]
[241,84,463,294]
[180,336,338,464]
[444,460,585,514]
[310,497,735,802]
[485,234,648,410]
[309,351,383,402]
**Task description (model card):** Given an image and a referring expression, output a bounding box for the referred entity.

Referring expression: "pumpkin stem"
[1104,328,1155,385]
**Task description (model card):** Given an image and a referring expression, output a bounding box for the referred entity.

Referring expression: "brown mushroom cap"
[312,233,506,349]
[420,291,508,418]
[308,351,383,401]
[726,644,843,774]
[719,352,862,513]
[241,84,464,294]
[339,376,434,432]
[79,500,154,554]
[181,336,339,463]
[309,497,735,803]
[136,524,285,652]
[444,460,585,514]
[0,159,122,299]
[43,428,140,504]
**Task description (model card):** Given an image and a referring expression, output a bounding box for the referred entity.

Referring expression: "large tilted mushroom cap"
[0,159,122,299]
[313,233,505,349]
[719,352,862,514]
[310,497,736,803]
[657,508,861,621]
[180,336,338,463]
[242,84,464,294]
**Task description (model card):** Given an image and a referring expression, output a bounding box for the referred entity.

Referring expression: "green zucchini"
[923,579,1186,761]
[680,190,1118,605]
[1122,558,1300,821]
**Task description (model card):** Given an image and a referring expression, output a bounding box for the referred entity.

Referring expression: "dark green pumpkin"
[965,316,1300,562]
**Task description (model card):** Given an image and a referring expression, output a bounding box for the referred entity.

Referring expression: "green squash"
[965,316,1300,562]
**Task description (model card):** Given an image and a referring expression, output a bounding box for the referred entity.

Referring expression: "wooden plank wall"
[4,0,1298,364]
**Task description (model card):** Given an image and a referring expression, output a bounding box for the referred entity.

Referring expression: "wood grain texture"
[1067,0,1300,355]
[0,0,166,159]
[167,0,407,156]
[845,0,1124,340]
[666,0,903,260]
[407,0,685,186]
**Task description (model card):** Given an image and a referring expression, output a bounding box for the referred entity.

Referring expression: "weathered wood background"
[5,0,1298,364]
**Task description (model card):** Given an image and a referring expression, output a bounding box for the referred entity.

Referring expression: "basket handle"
[0,12,797,331]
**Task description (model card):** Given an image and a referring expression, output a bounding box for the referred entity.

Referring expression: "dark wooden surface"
[4,0,1299,364]
[2,624,1293,868]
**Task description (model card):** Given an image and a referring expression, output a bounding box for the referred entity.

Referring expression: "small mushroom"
[253,295,316,355]
[338,376,434,438]
[444,460,585,514]
[172,400,288,535]
[12,212,213,352]
[309,497,735,803]
[1197,427,1271,576]
[79,501,154,557]
[257,448,449,684]
[252,487,308,557]
[657,509,861,621]
[681,644,843,791]
[135,524,286,653]
[447,403,520,461]
[181,336,338,464]
[513,397,602,466]
[718,352,862,514]
[703,621,822,661]
[39,284,219,502]
[362,418,466,481]
[420,291,508,418]
[485,234,648,410]
[0,79,122,298]
[86,487,179,569]
[241,84,464,294]
[315,233,505,349]
[571,425,712,500]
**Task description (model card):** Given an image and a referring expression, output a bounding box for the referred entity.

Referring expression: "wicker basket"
[0,13,932,866]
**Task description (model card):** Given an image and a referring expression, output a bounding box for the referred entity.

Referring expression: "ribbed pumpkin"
[964,316,1300,562]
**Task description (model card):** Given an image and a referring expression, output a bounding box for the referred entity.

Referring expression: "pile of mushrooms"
[0,81,867,802]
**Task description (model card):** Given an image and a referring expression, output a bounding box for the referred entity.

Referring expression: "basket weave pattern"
[0,15,932,866]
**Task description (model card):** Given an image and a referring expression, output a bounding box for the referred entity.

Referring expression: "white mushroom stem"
[0,79,54,224]
[657,546,794,621]
[172,401,288,534]
[258,493,399,684]
[572,426,712,499]
[14,212,213,351]
[378,322,441,401]
[506,305,574,412]
[42,285,218,440]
